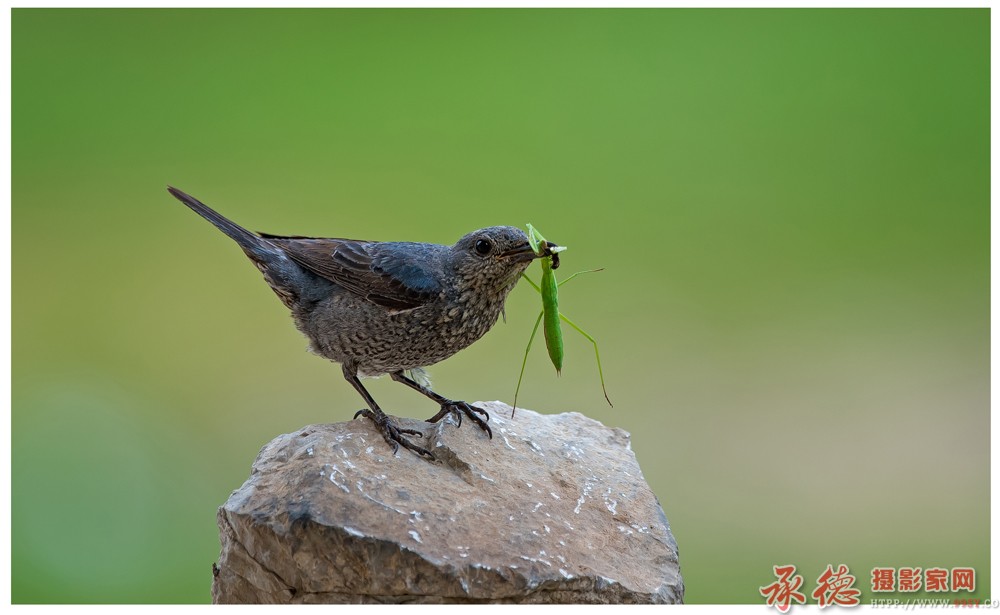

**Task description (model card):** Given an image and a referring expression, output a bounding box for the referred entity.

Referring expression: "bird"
[167,187,542,458]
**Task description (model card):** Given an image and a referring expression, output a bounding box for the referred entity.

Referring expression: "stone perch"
[212,402,684,603]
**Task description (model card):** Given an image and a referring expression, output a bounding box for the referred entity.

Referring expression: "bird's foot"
[426,401,493,439]
[354,409,434,458]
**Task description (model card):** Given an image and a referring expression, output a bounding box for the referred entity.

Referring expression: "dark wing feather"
[258,233,442,310]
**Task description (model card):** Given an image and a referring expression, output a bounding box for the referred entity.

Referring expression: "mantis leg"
[521,273,542,293]
[558,312,613,408]
[520,268,604,294]
[512,311,544,417]
[556,268,604,287]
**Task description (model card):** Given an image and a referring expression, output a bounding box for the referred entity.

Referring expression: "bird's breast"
[298,285,510,374]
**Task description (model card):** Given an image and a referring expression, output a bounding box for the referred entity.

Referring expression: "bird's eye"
[474,238,492,256]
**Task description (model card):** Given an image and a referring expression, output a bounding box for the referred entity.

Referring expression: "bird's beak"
[499,242,542,263]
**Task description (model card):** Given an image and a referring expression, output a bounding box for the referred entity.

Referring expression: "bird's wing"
[258,234,442,311]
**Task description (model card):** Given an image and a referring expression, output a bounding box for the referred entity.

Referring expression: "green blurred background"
[12,8,989,604]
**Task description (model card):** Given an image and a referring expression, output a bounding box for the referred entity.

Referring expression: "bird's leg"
[343,364,434,458]
[390,371,493,439]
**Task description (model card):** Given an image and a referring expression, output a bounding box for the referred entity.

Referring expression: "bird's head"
[449,226,541,292]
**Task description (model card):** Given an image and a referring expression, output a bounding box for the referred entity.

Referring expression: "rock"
[212,402,683,604]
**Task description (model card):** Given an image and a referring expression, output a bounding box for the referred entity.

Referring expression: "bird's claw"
[426,401,493,439]
[354,409,434,458]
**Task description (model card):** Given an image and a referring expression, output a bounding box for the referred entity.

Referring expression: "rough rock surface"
[212,402,683,603]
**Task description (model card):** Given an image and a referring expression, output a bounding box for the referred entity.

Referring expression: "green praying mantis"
[512,223,612,416]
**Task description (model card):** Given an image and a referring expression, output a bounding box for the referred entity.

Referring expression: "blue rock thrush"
[168,187,543,458]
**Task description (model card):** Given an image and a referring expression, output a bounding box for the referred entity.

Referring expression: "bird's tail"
[168,186,323,309]
[167,186,271,257]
